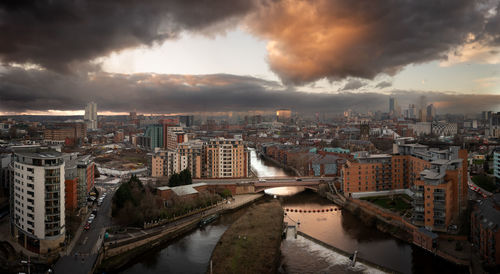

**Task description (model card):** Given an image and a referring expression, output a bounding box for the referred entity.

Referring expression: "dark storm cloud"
[247,0,494,84]
[0,0,255,72]
[375,81,392,89]
[338,79,367,91]
[1,68,499,114]
[1,0,499,85]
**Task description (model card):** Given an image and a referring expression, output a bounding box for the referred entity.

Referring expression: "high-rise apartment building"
[389,97,398,116]
[204,138,250,178]
[151,150,178,178]
[84,101,98,130]
[166,126,187,150]
[341,143,467,231]
[160,118,179,149]
[145,124,163,150]
[151,138,249,179]
[177,141,203,178]
[151,141,202,179]
[10,148,65,254]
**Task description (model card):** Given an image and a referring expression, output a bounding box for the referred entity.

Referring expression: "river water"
[120,149,467,274]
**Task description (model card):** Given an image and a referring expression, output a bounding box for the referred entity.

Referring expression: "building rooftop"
[420,169,445,180]
[14,148,62,159]
[157,183,207,196]
[476,194,500,231]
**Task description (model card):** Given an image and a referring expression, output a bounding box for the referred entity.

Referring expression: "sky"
[1,0,500,116]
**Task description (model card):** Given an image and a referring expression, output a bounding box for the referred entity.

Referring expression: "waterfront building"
[84,101,98,130]
[341,143,467,231]
[204,138,250,179]
[10,148,65,254]
[177,141,202,178]
[471,194,500,266]
[152,138,248,179]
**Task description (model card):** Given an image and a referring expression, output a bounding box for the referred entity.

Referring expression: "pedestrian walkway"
[106,194,263,246]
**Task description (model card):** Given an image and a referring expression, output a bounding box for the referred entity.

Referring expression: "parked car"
[84,223,90,230]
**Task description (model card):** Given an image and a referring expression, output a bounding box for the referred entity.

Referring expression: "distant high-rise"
[405,104,417,119]
[426,104,436,121]
[145,124,163,150]
[389,97,397,115]
[179,115,194,127]
[84,101,97,130]
[276,109,292,123]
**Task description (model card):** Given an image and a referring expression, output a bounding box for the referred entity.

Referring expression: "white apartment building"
[11,148,65,254]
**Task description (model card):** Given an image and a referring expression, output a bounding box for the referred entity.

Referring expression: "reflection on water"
[280,190,468,274]
[249,148,294,177]
[265,186,305,196]
[120,209,247,274]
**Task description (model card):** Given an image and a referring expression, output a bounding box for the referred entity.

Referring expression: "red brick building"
[471,194,500,266]
[64,178,78,212]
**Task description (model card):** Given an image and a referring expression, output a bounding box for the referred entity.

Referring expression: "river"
[120,149,467,274]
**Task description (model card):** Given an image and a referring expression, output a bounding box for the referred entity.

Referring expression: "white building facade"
[11,149,65,254]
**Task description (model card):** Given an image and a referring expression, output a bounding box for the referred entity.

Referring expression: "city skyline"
[1,1,500,115]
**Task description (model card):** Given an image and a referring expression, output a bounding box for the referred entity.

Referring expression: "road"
[53,183,118,274]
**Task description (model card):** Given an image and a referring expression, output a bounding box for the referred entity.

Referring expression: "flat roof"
[420,169,444,180]
[157,183,208,196]
[14,149,62,159]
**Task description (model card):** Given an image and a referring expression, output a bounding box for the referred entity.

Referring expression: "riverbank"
[97,194,264,272]
[332,193,471,268]
[209,199,283,274]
